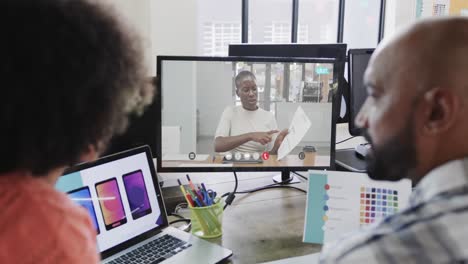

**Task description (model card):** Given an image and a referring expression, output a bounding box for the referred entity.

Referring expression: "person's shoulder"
[256,107,272,113]
[222,105,236,113]
[320,192,468,263]
[224,105,244,117]
[256,107,275,118]
[231,105,242,111]
[0,177,98,263]
[31,185,98,261]
[16,179,92,234]
[218,106,236,120]
[319,214,416,263]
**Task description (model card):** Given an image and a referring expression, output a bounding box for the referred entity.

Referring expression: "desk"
[161,124,365,263]
[162,153,331,168]
[168,172,322,264]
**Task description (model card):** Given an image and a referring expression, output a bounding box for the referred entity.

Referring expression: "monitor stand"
[272,170,301,184]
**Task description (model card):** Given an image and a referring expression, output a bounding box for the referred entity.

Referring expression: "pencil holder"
[190,198,224,238]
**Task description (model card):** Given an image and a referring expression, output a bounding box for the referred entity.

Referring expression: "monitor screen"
[348,49,374,136]
[156,56,340,172]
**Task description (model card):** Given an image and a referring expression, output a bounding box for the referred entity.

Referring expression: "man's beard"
[362,118,417,182]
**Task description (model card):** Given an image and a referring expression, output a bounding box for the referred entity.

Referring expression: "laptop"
[56,145,232,264]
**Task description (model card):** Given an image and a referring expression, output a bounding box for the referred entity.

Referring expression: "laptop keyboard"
[107,234,192,264]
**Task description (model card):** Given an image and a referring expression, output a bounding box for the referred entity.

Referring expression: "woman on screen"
[214,71,288,154]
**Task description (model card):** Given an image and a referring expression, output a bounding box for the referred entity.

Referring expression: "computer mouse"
[355,143,371,158]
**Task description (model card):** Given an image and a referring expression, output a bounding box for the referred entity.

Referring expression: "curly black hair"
[0,0,152,175]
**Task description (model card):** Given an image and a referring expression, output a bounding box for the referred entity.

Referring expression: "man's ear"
[421,87,459,135]
[79,144,99,163]
[235,88,239,97]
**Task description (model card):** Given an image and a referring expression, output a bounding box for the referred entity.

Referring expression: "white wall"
[104,0,199,74]
[150,0,198,74]
[161,61,197,153]
[196,62,234,137]
[384,0,417,40]
[343,0,381,49]
[103,0,153,75]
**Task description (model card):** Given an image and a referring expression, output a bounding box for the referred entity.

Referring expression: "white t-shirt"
[214,105,278,153]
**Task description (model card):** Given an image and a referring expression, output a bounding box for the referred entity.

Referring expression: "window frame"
[240,0,386,45]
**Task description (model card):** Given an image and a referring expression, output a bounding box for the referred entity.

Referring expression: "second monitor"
[156,56,341,174]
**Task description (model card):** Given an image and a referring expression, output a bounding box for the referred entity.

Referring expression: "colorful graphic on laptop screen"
[67,186,100,234]
[122,170,152,220]
[56,152,163,252]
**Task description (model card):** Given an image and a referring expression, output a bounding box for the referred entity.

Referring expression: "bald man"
[320,17,468,263]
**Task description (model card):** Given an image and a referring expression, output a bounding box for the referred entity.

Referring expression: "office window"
[249,0,293,43]
[202,22,242,56]
[297,24,310,43]
[198,0,242,56]
[265,22,291,43]
[298,0,339,43]
[384,0,468,41]
[343,0,381,49]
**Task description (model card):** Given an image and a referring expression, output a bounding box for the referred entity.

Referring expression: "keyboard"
[107,234,192,264]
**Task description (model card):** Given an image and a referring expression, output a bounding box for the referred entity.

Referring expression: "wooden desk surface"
[168,172,322,263]
[162,124,363,263]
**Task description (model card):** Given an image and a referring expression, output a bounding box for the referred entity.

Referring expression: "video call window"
[158,57,338,170]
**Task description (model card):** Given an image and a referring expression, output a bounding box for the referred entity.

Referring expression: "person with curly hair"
[0,0,152,262]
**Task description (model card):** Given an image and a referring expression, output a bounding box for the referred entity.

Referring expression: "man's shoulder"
[320,195,468,263]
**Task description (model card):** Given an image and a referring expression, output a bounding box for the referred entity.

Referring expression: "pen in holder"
[189,197,224,238]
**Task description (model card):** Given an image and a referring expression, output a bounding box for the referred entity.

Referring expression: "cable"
[221,171,307,209]
[168,203,191,225]
[223,171,239,210]
[336,136,355,145]
[220,177,287,199]
[292,171,308,181]
[168,213,186,219]
[229,177,303,195]
[168,219,191,225]
[173,203,188,214]
[221,175,303,198]
[235,185,306,194]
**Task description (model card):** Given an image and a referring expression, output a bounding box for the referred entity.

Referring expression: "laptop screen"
[56,149,164,253]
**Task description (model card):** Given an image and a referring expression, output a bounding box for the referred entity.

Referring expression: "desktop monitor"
[156,56,342,181]
[348,49,374,136]
[228,43,349,123]
[334,49,374,172]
